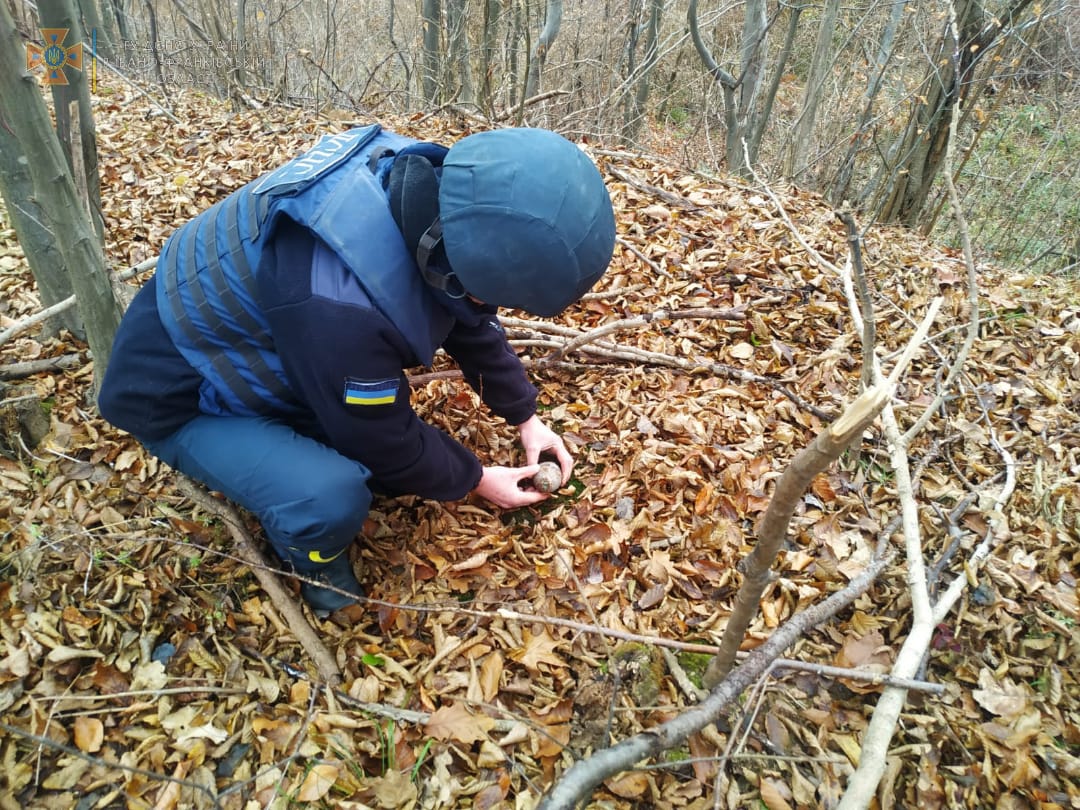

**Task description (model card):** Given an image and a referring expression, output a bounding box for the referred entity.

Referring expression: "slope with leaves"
[0,82,1077,809]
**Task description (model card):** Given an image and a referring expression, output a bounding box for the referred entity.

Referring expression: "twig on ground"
[537,551,895,810]
[660,647,706,702]
[408,313,833,419]
[0,257,156,349]
[616,236,674,278]
[175,478,342,685]
[0,354,82,379]
[606,165,706,212]
[542,307,749,362]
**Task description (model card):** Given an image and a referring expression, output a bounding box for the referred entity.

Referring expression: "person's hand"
[517,414,573,486]
[473,465,547,508]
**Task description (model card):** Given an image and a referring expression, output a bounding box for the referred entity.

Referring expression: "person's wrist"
[515,413,540,429]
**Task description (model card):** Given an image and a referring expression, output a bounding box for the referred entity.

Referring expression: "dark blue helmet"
[438,128,616,317]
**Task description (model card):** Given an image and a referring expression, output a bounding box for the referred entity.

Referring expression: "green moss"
[676,652,713,690]
[662,747,691,762]
[612,643,665,705]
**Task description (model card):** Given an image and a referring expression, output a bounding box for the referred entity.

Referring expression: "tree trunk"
[421,0,441,104]
[143,0,167,93]
[105,0,131,42]
[0,144,84,339]
[621,0,663,145]
[1,21,82,336]
[233,0,247,93]
[874,0,1038,225]
[39,0,106,247]
[785,0,841,180]
[77,0,115,59]
[387,0,412,109]
[745,3,801,167]
[829,0,907,205]
[524,0,561,101]
[0,2,123,392]
[737,0,767,124]
[478,0,500,115]
[687,0,742,173]
[508,0,523,109]
[446,0,473,104]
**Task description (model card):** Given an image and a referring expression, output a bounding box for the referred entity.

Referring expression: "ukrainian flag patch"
[344,377,399,407]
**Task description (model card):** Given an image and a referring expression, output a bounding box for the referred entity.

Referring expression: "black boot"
[295,555,365,613]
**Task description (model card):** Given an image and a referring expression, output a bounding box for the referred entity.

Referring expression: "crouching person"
[97,125,616,613]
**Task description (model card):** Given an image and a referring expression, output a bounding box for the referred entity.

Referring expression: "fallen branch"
[0,297,79,348]
[538,550,895,810]
[0,257,156,349]
[702,381,891,687]
[175,478,342,685]
[615,235,674,278]
[606,165,706,212]
[499,314,834,420]
[541,306,749,362]
[0,353,82,379]
[830,14,997,799]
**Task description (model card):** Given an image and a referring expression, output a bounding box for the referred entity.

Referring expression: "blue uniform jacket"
[99,132,538,501]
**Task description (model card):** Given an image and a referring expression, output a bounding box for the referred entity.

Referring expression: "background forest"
[12,0,1077,275]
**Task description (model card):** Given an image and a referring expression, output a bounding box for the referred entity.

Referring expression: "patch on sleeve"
[344,377,399,407]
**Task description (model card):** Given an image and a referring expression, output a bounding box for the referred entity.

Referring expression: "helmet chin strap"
[414,219,466,299]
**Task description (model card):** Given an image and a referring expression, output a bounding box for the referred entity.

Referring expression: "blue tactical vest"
[156,125,455,418]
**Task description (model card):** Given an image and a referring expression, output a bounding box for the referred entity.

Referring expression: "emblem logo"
[26,28,84,86]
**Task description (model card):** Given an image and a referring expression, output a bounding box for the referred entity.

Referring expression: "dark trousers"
[145,415,372,569]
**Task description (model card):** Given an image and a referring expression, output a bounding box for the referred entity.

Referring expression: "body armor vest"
[156,125,454,417]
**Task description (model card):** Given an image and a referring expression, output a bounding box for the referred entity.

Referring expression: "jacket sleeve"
[257,221,484,500]
[441,315,538,426]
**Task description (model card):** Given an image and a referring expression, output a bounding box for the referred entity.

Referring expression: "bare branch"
[836,5,996,804]
[0,353,82,379]
[175,478,342,685]
[0,256,156,349]
[703,381,892,688]
[538,551,894,810]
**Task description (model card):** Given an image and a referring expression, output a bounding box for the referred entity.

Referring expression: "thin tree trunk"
[687,0,741,173]
[478,0,500,115]
[446,0,473,104]
[830,0,907,205]
[421,0,441,104]
[737,0,767,123]
[78,0,114,59]
[143,0,167,93]
[785,0,841,180]
[508,0,524,111]
[234,0,247,92]
[0,130,83,339]
[524,0,561,101]
[746,2,801,166]
[0,2,123,392]
[621,0,662,146]
[874,0,1037,225]
[387,0,412,108]
[39,0,106,247]
[101,0,130,42]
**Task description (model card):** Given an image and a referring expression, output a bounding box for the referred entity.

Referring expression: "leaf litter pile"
[0,84,1078,809]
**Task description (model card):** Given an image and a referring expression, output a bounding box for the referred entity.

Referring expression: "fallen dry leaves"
[0,79,1077,809]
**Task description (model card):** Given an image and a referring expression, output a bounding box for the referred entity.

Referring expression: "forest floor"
[1,82,1078,809]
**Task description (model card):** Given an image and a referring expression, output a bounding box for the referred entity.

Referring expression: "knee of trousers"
[262,472,373,559]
